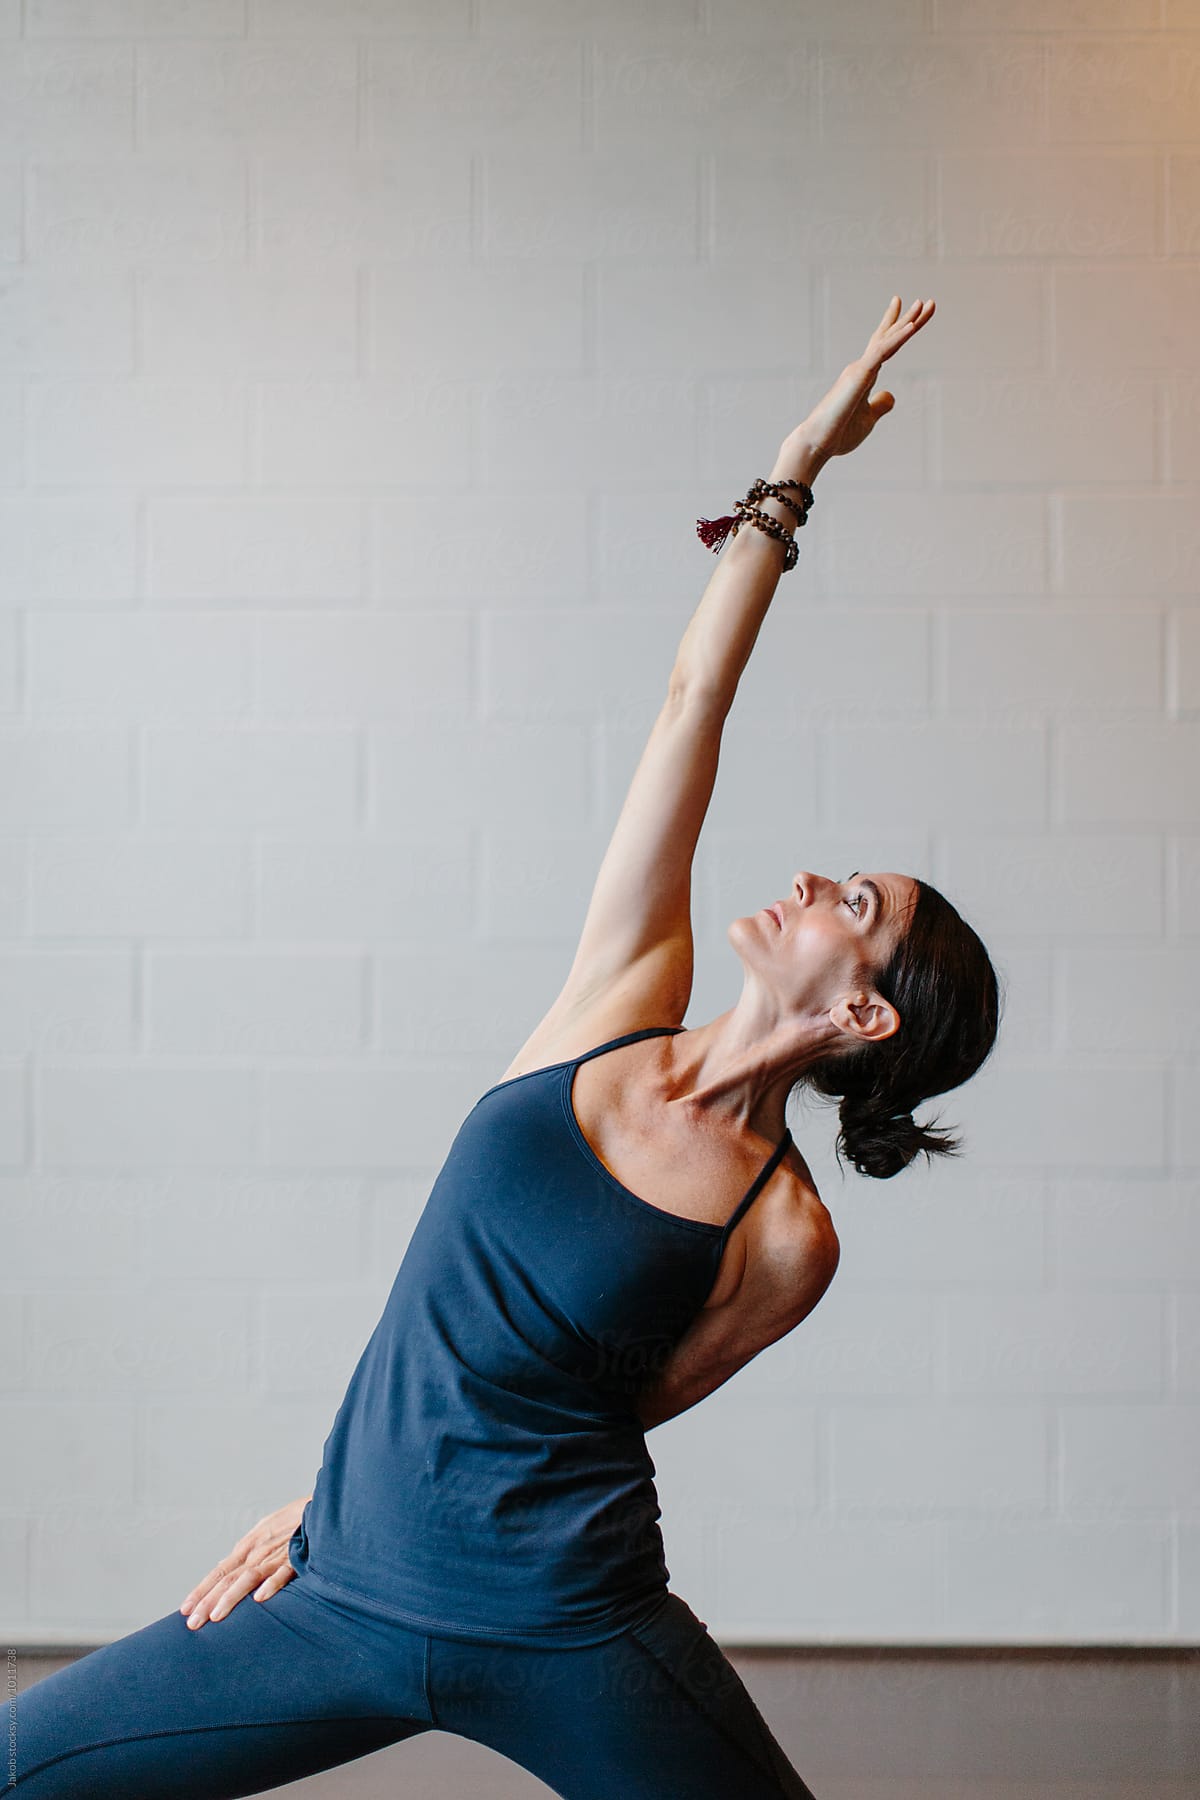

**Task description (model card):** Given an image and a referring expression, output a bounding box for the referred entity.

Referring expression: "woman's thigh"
[429,1591,820,1800]
[10,1572,433,1798]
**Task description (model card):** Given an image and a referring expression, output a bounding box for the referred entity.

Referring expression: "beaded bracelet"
[732,503,800,572]
[696,475,814,571]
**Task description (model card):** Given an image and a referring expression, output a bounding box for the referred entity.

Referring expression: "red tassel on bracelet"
[696,513,740,553]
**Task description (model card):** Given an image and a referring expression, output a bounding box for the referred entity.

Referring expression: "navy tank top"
[287,1026,792,1648]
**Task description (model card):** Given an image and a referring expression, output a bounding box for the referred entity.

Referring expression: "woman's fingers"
[182,1549,296,1626]
[252,1564,296,1603]
[179,1496,309,1627]
[886,297,935,353]
[868,296,935,364]
[179,1558,236,1614]
[184,1571,240,1629]
[206,1566,268,1623]
[187,1564,262,1628]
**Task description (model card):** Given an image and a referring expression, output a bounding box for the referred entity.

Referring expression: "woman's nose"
[793,872,834,906]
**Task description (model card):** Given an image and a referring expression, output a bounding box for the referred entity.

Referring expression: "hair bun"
[838,1093,924,1181]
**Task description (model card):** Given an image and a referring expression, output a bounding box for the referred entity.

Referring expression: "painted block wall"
[1,0,1197,1645]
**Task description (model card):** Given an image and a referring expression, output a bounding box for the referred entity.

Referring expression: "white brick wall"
[1,0,1197,1651]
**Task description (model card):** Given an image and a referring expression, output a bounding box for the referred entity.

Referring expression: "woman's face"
[730,868,919,1016]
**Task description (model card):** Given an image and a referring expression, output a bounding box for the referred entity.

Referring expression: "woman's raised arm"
[499,298,935,1067]
[674,295,935,707]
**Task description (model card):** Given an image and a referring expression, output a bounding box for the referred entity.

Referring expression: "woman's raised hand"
[178,1493,309,1629]
[789,294,935,465]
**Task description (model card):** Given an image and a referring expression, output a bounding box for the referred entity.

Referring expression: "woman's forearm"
[670,437,828,715]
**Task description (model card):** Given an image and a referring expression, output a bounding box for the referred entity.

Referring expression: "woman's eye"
[845,890,866,918]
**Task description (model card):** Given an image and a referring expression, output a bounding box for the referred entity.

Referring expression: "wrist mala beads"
[696,476,814,573]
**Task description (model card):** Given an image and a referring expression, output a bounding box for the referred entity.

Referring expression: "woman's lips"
[764,904,783,929]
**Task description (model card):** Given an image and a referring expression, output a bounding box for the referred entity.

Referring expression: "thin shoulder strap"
[574,1025,684,1066]
[721,1128,792,1240]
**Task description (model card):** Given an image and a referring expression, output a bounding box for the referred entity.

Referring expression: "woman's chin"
[727,912,771,955]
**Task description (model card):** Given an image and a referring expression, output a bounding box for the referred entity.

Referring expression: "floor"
[13,1643,1200,1796]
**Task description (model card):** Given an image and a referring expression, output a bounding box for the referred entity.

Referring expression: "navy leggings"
[9,1571,818,1799]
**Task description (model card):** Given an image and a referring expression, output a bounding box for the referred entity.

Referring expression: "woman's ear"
[829,991,901,1046]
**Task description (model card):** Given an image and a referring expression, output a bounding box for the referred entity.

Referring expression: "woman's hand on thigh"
[179,1494,310,1630]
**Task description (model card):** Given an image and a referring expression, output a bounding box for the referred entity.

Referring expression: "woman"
[11,295,1000,1799]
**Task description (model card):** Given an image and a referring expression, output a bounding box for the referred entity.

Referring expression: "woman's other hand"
[789,294,936,466]
[178,1493,310,1629]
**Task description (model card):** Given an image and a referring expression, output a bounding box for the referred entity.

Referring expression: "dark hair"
[796,878,1003,1181]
